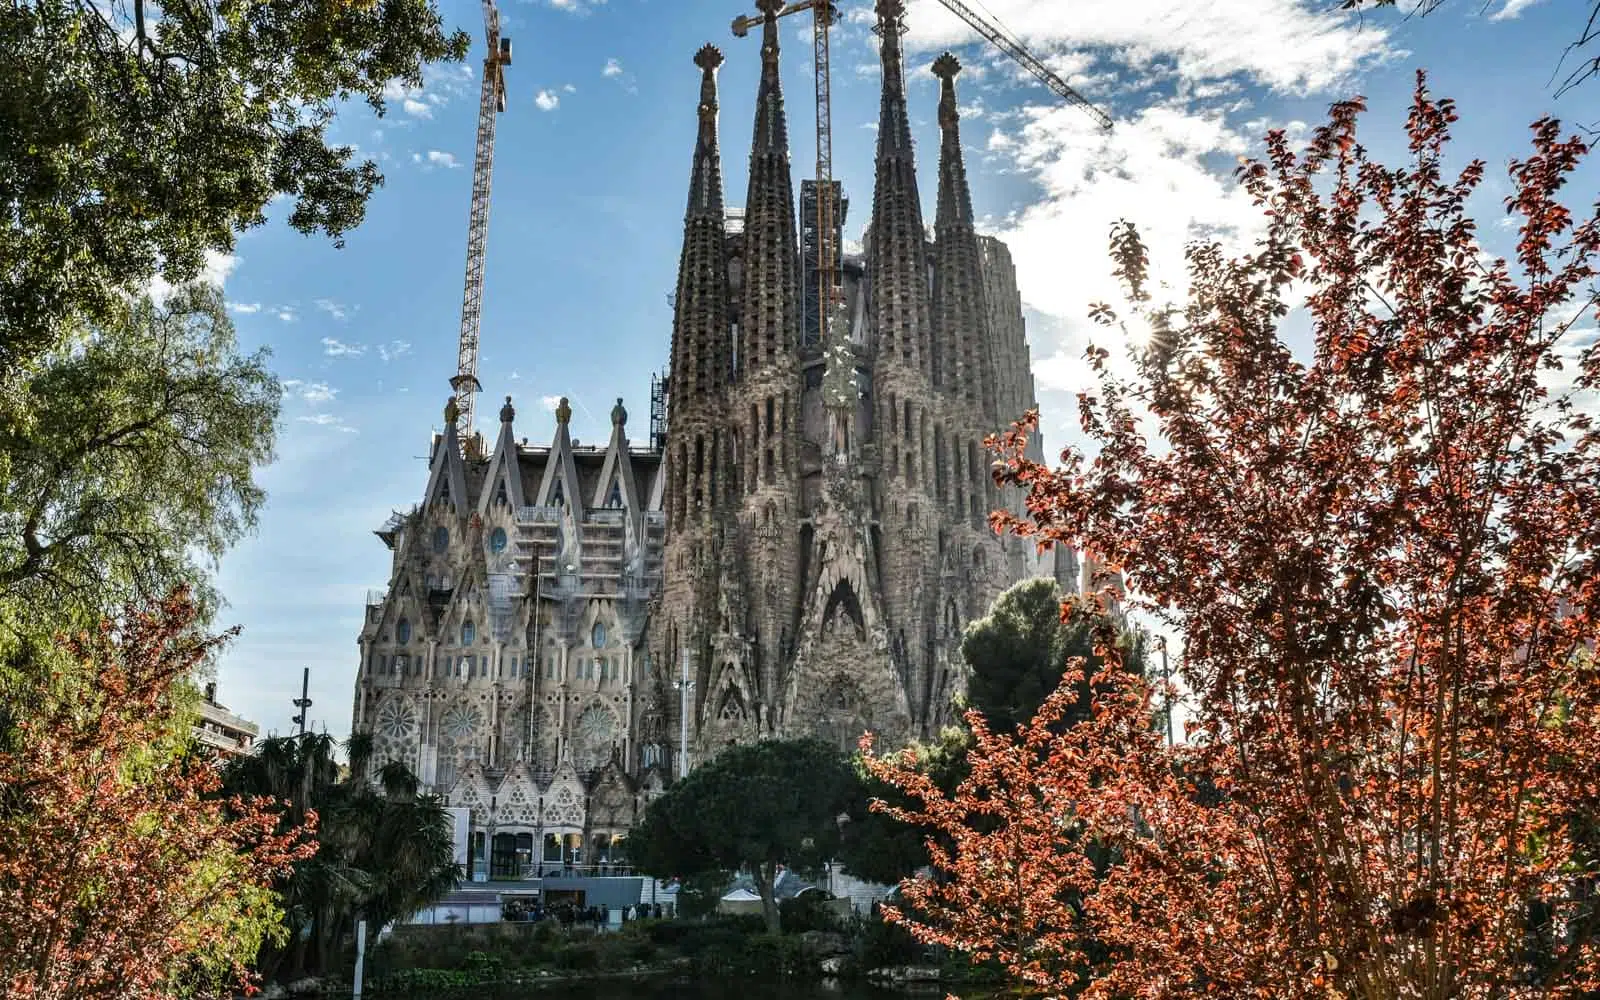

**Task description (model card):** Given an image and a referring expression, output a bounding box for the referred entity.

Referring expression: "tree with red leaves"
[0,587,313,1000]
[863,74,1600,999]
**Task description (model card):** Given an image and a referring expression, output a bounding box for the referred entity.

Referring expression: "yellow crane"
[934,0,1113,132]
[733,1,842,352]
[450,0,512,447]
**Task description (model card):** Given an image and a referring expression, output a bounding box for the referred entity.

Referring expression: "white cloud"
[886,0,1393,95]
[535,89,561,112]
[425,150,459,168]
[147,249,237,305]
[296,413,359,433]
[541,395,563,412]
[228,302,262,315]
[548,0,606,13]
[384,63,475,121]
[603,57,623,78]
[315,298,349,321]
[275,307,297,323]
[297,382,338,404]
[377,340,412,362]
[321,337,365,358]
[563,83,578,94]
[508,370,522,381]
[1490,0,1546,20]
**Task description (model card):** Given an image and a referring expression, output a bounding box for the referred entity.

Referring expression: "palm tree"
[218,732,459,982]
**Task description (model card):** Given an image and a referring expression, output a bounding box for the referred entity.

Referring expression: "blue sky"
[205,0,1591,738]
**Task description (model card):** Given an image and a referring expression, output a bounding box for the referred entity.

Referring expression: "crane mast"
[733,0,841,351]
[451,0,512,447]
[933,0,1112,131]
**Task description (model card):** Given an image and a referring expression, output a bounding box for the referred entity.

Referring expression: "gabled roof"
[422,401,470,513]
[478,398,526,515]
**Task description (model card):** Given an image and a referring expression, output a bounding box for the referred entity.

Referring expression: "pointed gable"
[423,398,471,513]
[478,396,526,515]
[533,397,583,512]
[591,398,641,511]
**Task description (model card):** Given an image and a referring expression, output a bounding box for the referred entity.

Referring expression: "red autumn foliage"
[0,587,314,1000]
[863,74,1600,999]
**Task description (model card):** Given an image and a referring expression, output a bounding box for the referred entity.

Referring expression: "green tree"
[960,577,1146,735]
[220,733,459,983]
[630,739,859,934]
[0,0,469,369]
[838,727,970,885]
[0,588,312,1000]
[0,283,280,648]
[836,582,1151,887]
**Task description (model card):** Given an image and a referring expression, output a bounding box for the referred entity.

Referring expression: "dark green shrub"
[779,891,839,934]
[856,912,926,969]
[552,942,601,971]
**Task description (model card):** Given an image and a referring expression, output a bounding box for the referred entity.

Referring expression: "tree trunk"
[757,860,781,934]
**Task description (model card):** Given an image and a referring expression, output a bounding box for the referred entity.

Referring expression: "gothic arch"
[821,579,866,640]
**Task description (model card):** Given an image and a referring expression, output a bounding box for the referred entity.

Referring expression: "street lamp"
[673,647,695,779]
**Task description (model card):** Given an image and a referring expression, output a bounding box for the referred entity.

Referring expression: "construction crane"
[732,1,841,351]
[933,0,1112,132]
[450,0,512,447]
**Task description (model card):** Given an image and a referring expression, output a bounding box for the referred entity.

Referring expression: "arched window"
[432,525,449,553]
[551,478,564,506]
[488,527,508,553]
[591,622,607,648]
[396,618,412,645]
[461,620,476,646]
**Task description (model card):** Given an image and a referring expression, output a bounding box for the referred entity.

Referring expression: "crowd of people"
[500,899,672,926]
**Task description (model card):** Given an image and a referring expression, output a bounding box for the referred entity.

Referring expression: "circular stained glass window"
[489,527,508,553]
[432,526,449,553]
[442,704,482,742]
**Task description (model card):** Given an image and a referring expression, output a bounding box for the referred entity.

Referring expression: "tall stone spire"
[737,0,801,378]
[732,0,803,732]
[666,43,733,529]
[868,0,934,387]
[931,52,994,421]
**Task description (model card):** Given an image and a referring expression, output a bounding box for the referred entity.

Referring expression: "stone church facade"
[350,0,1078,871]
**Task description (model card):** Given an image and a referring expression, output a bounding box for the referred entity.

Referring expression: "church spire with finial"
[737,0,801,380]
[931,51,993,420]
[867,0,933,389]
[666,43,734,529]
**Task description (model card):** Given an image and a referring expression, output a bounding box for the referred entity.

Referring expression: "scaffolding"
[800,179,848,347]
[649,367,669,453]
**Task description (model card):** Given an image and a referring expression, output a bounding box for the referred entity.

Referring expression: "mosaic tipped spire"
[738,0,801,373]
[867,0,932,381]
[670,43,733,418]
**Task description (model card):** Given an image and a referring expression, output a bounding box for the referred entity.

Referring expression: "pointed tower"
[727,0,804,738]
[931,51,999,534]
[654,44,738,777]
[867,0,934,395]
[665,42,734,530]
[864,0,945,736]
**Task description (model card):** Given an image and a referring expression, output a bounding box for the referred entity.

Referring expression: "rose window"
[376,698,418,741]
[441,704,483,744]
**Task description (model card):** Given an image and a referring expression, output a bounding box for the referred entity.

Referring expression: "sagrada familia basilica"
[349,0,1093,876]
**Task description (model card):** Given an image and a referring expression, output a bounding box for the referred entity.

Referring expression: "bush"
[779,892,839,934]
[686,931,814,980]
[552,941,601,971]
[856,912,926,970]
